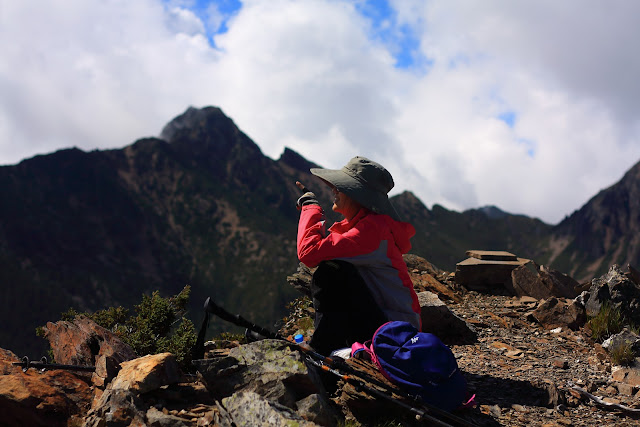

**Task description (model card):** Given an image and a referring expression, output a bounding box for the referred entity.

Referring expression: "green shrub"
[609,341,636,366]
[216,332,245,341]
[90,306,129,331]
[53,286,197,371]
[588,303,625,342]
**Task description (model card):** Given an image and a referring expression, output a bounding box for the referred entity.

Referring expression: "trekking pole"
[304,354,456,426]
[12,356,95,372]
[200,297,475,427]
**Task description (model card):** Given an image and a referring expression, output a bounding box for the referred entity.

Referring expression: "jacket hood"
[384,215,415,254]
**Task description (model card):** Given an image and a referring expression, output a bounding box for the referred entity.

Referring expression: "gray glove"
[296,192,319,209]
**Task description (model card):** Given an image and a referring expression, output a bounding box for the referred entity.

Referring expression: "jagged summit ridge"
[546,159,640,280]
[159,106,264,170]
[277,147,321,172]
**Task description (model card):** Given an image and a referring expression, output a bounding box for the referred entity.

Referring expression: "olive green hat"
[310,156,401,221]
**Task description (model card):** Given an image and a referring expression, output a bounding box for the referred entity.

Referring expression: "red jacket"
[297,205,421,329]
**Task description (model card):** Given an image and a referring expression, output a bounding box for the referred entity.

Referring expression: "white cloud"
[165,7,206,36]
[388,0,640,222]
[0,0,217,162]
[208,0,398,156]
[1,0,639,225]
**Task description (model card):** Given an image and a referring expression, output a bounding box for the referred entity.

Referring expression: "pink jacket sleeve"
[297,205,383,268]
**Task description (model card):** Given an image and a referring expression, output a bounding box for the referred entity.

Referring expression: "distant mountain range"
[1,106,638,357]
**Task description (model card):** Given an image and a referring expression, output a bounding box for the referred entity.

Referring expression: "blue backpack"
[351,321,470,412]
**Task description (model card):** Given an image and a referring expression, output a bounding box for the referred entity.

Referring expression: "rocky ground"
[282,259,640,426]
[2,256,640,426]
[447,291,640,426]
[281,288,640,426]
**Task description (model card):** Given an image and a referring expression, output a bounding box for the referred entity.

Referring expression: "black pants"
[309,260,388,355]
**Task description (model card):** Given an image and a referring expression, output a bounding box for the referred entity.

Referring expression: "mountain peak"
[159,106,227,142]
[277,147,321,172]
[159,106,263,170]
[547,157,640,280]
[476,205,508,219]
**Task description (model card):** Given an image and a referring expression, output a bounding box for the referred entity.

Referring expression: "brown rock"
[0,348,92,427]
[418,291,476,344]
[411,270,461,303]
[337,357,411,423]
[531,297,586,330]
[535,379,566,408]
[567,388,583,400]
[223,391,316,426]
[42,315,136,368]
[585,265,640,326]
[616,382,636,396]
[286,263,314,298]
[110,352,182,394]
[594,343,609,362]
[612,365,640,387]
[404,254,461,303]
[628,264,640,286]
[511,262,580,299]
[403,254,443,276]
[552,359,569,369]
[85,388,147,426]
[43,315,137,389]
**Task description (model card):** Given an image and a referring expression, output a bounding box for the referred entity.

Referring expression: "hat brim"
[310,167,401,221]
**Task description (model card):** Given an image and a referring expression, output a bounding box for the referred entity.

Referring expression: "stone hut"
[455,250,529,292]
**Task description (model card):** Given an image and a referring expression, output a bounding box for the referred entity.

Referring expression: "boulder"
[84,388,147,427]
[86,353,185,426]
[411,270,460,303]
[222,391,316,427]
[628,264,640,286]
[530,297,586,330]
[403,254,442,277]
[42,315,137,387]
[287,263,314,298]
[585,265,640,324]
[612,363,640,387]
[110,352,182,394]
[295,393,340,426]
[0,348,92,427]
[534,379,567,408]
[193,339,324,409]
[145,407,192,427]
[418,291,476,344]
[510,262,580,299]
[602,328,640,355]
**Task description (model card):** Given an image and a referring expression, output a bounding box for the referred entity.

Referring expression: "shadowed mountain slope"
[0,107,333,356]
[541,160,640,281]
[391,192,551,271]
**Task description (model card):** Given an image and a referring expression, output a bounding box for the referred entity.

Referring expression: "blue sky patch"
[174,0,429,69]
[518,138,536,158]
[498,111,516,128]
[169,0,242,47]
[355,0,429,71]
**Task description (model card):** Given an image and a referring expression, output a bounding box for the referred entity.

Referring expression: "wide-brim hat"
[310,156,401,221]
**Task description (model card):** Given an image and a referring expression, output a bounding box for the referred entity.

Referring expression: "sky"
[1,0,639,225]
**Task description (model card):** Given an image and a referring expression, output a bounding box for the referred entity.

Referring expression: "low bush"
[588,303,625,342]
[54,286,197,370]
[609,341,636,366]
